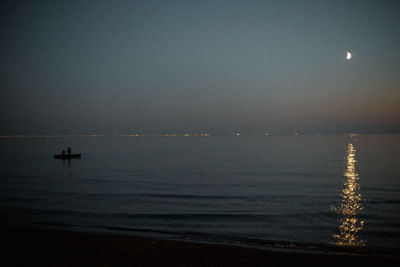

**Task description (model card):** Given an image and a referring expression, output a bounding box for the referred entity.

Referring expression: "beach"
[3,225,399,267]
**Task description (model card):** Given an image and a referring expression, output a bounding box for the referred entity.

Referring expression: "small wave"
[135,193,336,203]
[4,207,338,223]
[234,171,329,178]
[115,211,338,222]
[143,193,247,200]
[362,186,400,193]
[365,199,400,204]
[116,212,273,221]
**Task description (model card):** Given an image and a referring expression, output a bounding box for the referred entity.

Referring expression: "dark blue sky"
[1,0,399,134]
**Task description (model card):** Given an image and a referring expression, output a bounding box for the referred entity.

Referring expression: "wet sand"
[2,225,399,266]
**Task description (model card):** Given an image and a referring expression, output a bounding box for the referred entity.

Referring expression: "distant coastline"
[1,133,400,139]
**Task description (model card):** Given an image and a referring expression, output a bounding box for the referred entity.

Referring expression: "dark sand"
[2,226,399,266]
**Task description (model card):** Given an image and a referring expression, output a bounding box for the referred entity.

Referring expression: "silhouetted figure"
[67,147,71,155]
[62,150,65,156]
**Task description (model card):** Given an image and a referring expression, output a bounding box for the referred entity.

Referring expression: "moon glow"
[346,52,352,60]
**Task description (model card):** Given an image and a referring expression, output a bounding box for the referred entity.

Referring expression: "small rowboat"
[54,154,81,159]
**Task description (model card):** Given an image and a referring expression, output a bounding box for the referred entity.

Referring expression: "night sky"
[1,0,399,135]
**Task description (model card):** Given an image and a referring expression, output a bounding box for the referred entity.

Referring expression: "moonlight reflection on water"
[332,143,365,247]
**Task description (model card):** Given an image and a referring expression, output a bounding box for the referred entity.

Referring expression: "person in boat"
[67,147,71,155]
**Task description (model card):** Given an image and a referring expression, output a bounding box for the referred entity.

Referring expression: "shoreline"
[3,225,399,266]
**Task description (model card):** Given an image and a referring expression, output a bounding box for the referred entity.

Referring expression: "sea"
[1,134,399,254]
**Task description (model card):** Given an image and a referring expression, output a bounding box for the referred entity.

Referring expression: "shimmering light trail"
[332,143,365,247]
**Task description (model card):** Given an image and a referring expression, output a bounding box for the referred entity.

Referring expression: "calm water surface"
[1,135,399,253]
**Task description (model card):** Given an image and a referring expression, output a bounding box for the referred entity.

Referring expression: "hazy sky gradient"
[1,0,399,134]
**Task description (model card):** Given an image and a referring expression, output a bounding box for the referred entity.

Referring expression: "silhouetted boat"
[54,154,81,159]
